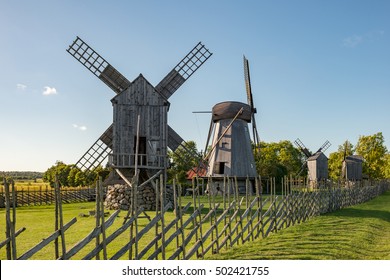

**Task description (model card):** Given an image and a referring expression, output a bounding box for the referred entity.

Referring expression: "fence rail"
[0,186,103,207]
[1,176,389,260]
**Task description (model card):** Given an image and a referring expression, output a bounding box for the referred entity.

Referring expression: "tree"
[355,132,388,179]
[383,154,390,179]
[43,161,71,187]
[167,141,203,186]
[328,140,354,180]
[255,140,304,183]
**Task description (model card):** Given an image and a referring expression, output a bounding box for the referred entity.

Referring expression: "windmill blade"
[317,140,331,153]
[244,56,260,154]
[168,125,201,158]
[156,42,212,100]
[67,36,131,94]
[167,125,187,152]
[75,125,113,172]
[252,117,261,153]
[297,161,308,177]
[294,138,312,158]
[243,55,254,110]
[203,118,215,157]
[168,125,207,174]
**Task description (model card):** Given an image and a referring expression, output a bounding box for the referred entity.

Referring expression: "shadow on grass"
[327,208,390,222]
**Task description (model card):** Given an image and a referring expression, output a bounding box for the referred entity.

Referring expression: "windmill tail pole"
[203,107,244,161]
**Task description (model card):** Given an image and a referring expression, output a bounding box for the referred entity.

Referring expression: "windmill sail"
[67,36,131,94]
[156,42,212,99]
[243,56,260,149]
[75,125,113,171]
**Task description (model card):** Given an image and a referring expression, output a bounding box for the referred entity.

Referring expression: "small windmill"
[294,138,331,182]
[204,56,259,194]
[67,36,212,184]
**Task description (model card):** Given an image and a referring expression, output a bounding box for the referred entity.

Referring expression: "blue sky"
[1,0,389,172]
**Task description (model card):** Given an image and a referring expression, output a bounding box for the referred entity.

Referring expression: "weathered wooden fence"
[1,176,389,260]
[0,185,102,207]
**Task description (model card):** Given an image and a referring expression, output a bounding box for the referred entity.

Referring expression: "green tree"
[383,154,390,179]
[43,161,71,187]
[255,140,304,182]
[167,141,203,186]
[328,140,354,180]
[355,132,388,179]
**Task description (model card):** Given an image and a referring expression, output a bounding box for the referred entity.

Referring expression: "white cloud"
[42,86,57,96]
[72,124,87,131]
[16,83,27,90]
[342,35,363,48]
[342,30,384,48]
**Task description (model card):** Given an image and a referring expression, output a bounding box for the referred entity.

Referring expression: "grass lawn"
[1,191,389,260]
[207,191,390,260]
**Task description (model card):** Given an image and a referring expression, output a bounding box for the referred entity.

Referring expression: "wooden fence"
[0,185,102,207]
[1,176,389,260]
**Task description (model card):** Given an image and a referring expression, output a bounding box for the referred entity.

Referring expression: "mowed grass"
[208,191,390,260]
[0,195,256,260]
[1,192,389,260]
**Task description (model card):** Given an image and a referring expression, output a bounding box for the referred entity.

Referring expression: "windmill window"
[214,162,225,174]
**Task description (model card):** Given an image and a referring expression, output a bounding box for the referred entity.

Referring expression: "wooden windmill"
[294,138,331,182]
[204,56,259,194]
[67,36,212,184]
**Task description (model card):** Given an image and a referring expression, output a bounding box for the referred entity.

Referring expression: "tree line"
[41,132,390,188]
[257,132,389,181]
[42,161,109,187]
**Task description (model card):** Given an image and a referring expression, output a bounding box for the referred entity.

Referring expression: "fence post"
[54,176,66,259]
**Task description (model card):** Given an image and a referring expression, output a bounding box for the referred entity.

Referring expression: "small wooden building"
[109,74,169,176]
[307,152,328,181]
[342,155,363,180]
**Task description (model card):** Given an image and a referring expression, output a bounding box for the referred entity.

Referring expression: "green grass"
[0,194,266,260]
[1,192,389,260]
[207,191,390,260]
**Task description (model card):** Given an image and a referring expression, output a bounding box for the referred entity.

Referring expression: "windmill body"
[342,155,363,181]
[204,56,259,194]
[207,101,257,180]
[294,138,331,185]
[307,152,328,181]
[110,74,168,176]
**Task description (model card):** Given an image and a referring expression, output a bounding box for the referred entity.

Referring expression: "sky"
[0,0,389,172]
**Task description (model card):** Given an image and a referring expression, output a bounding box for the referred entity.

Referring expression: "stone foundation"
[104,184,174,211]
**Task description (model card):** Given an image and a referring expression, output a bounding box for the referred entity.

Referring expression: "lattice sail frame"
[75,125,113,171]
[67,36,131,94]
[156,42,212,99]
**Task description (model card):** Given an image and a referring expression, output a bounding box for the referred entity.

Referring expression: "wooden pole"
[54,180,59,259]
[10,180,17,259]
[160,173,165,259]
[55,176,66,259]
[95,180,101,260]
[178,182,185,259]
[99,177,107,260]
[4,178,12,259]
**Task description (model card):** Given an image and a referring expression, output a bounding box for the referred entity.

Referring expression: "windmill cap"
[212,101,252,122]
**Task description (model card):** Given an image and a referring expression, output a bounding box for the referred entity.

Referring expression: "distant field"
[208,191,390,260]
[0,179,50,191]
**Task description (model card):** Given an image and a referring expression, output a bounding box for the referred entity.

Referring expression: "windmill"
[294,138,331,182]
[66,36,212,185]
[204,56,259,194]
